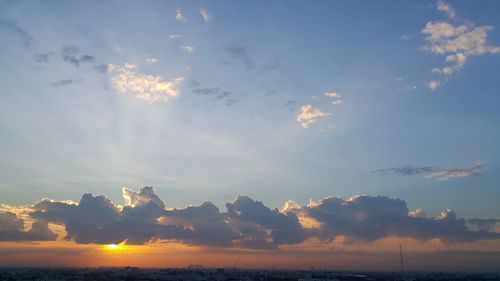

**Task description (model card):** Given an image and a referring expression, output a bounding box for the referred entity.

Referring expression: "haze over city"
[1,0,500,273]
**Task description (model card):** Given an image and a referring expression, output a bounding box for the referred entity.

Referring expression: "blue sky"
[1,0,500,228]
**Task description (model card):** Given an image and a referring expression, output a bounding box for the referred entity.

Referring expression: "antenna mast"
[399,242,404,280]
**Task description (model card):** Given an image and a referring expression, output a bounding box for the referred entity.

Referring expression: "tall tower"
[399,242,404,281]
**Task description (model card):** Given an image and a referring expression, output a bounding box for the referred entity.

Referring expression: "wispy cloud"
[109,63,184,103]
[52,79,75,87]
[181,45,195,53]
[324,91,343,105]
[169,34,183,39]
[422,1,500,89]
[296,104,331,128]
[175,9,187,22]
[146,57,157,64]
[224,45,254,70]
[61,46,95,68]
[426,164,486,180]
[436,0,456,18]
[365,164,486,180]
[0,20,33,47]
[200,8,212,23]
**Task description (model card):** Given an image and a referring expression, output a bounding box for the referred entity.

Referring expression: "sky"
[0,0,500,271]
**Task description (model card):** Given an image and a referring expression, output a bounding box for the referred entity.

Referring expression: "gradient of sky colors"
[1,0,500,271]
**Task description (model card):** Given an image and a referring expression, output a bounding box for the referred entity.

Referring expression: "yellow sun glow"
[105,243,127,251]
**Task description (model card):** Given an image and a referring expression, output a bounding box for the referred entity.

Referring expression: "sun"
[104,242,127,251]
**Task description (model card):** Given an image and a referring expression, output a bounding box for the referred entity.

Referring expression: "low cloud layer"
[364,164,486,180]
[1,187,498,248]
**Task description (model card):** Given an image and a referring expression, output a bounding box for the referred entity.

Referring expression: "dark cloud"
[364,166,436,176]
[52,79,75,87]
[0,20,33,47]
[290,195,499,243]
[2,188,498,247]
[34,53,50,63]
[190,84,236,103]
[364,164,486,180]
[61,46,95,68]
[264,90,277,97]
[0,212,56,241]
[225,45,254,70]
[285,100,297,111]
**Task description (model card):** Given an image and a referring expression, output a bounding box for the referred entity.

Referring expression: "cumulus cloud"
[436,0,456,18]
[296,104,331,128]
[175,9,187,22]
[365,164,486,180]
[324,92,343,105]
[426,164,486,180]
[200,8,212,23]
[422,1,500,88]
[109,63,184,103]
[0,212,56,241]
[3,188,499,247]
[181,45,195,53]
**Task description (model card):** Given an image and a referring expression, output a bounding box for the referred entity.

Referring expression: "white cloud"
[421,2,500,85]
[176,9,187,22]
[109,63,184,103]
[428,80,440,90]
[324,91,343,105]
[169,34,183,39]
[296,104,331,128]
[436,0,456,18]
[200,8,212,23]
[181,45,195,53]
[146,57,157,64]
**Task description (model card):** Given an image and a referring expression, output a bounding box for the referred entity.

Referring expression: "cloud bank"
[1,187,498,248]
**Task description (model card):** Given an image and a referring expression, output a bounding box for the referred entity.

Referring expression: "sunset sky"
[1,0,500,271]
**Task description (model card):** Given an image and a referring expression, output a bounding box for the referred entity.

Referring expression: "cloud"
[175,9,187,22]
[364,164,486,181]
[181,45,195,53]
[0,20,33,47]
[428,80,440,90]
[34,53,50,63]
[436,0,456,18]
[426,164,486,180]
[296,104,331,128]
[146,57,157,64]
[169,34,183,39]
[2,188,497,247]
[324,92,343,105]
[422,2,500,87]
[52,79,75,87]
[364,166,436,176]
[109,63,184,103]
[224,45,254,70]
[291,195,499,243]
[60,46,96,68]
[200,8,212,23]
[0,212,56,241]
